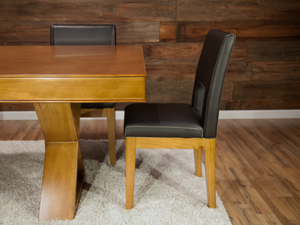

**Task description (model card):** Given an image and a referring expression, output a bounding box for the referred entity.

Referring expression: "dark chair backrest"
[50,24,116,45]
[191,29,235,138]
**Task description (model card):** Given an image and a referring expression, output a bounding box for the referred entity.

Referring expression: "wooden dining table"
[0,45,146,221]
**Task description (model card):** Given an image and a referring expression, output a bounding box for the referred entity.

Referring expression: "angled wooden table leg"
[34,103,85,221]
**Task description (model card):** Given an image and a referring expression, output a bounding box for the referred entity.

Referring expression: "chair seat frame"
[125,137,216,209]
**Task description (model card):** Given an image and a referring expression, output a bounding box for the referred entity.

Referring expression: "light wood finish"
[0,77,145,103]
[80,107,116,166]
[194,149,202,177]
[204,139,216,208]
[1,119,300,224]
[0,46,146,77]
[71,103,85,176]
[0,45,146,221]
[0,46,146,103]
[135,137,205,149]
[126,137,136,209]
[126,137,215,209]
[34,103,85,221]
[106,108,116,166]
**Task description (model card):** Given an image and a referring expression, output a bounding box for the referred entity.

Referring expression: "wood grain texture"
[0,46,146,77]
[126,137,136,209]
[233,82,300,101]
[1,118,300,224]
[221,100,300,110]
[177,0,300,22]
[128,137,215,208]
[0,45,146,103]
[106,108,116,166]
[205,139,216,208]
[136,137,205,149]
[247,41,300,62]
[34,103,85,221]
[160,21,300,42]
[0,0,176,22]
[252,61,300,82]
[194,149,203,177]
[0,21,159,44]
[0,77,146,103]
[0,0,299,111]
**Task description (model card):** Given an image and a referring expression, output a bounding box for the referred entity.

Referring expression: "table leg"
[34,103,85,221]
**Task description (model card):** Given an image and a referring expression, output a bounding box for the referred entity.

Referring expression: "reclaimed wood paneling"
[252,62,300,82]
[248,41,300,62]
[143,42,202,81]
[145,60,197,81]
[143,42,202,60]
[0,21,159,44]
[224,100,300,110]
[145,80,233,104]
[177,0,300,22]
[145,81,193,103]
[0,0,175,22]
[0,0,299,111]
[0,103,34,111]
[143,42,249,81]
[160,21,300,42]
[233,82,300,101]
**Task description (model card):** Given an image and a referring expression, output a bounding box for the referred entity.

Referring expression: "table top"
[0,45,146,103]
[0,45,146,78]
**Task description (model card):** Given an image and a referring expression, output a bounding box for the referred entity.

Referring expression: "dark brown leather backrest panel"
[192,29,235,138]
[50,24,116,45]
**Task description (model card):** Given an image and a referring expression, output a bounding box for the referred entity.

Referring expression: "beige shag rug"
[0,140,231,225]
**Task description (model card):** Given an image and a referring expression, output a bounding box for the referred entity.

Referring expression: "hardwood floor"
[0,119,299,225]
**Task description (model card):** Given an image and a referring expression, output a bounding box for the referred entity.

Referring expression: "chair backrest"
[50,24,116,45]
[191,29,235,138]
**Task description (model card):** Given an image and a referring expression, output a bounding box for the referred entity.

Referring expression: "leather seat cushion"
[124,103,203,138]
[81,103,116,109]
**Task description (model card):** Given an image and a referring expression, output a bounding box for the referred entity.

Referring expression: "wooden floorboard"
[0,118,299,225]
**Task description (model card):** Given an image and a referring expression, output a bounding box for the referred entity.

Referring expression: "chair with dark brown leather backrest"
[51,24,117,166]
[123,29,236,209]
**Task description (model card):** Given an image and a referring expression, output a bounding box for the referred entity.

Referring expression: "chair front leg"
[126,137,136,209]
[205,139,216,208]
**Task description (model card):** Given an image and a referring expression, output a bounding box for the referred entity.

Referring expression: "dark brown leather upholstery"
[50,24,116,109]
[124,29,236,139]
[50,24,116,46]
[125,103,203,138]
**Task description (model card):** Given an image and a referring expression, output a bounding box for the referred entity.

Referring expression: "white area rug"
[0,140,231,225]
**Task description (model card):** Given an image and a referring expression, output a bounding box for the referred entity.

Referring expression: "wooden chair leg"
[106,108,116,166]
[205,139,216,208]
[126,137,136,209]
[194,149,202,177]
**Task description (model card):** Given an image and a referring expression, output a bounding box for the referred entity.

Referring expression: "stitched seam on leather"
[125,126,203,136]
[126,126,203,130]
[204,33,234,136]
[194,81,204,111]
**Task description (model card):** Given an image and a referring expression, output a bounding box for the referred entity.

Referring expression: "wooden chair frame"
[125,137,216,209]
[80,108,116,166]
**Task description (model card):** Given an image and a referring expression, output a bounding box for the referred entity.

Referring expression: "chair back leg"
[106,108,116,166]
[204,139,216,208]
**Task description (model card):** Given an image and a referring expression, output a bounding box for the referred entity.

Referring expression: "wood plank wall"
[0,0,300,111]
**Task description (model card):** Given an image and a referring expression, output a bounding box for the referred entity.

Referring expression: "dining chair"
[124,29,236,209]
[50,24,117,166]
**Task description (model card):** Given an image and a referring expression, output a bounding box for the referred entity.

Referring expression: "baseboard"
[0,110,299,120]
